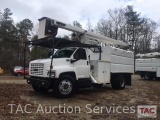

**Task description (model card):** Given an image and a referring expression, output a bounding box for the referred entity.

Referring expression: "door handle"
[87,61,88,65]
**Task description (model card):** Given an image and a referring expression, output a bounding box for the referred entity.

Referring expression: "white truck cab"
[25,17,134,98]
[30,47,90,79]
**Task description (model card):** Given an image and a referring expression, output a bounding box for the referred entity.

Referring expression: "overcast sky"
[0,0,160,36]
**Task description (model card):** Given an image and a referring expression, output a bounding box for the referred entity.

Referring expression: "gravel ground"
[0,80,26,84]
[0,76,26,84]
[0,75,160,120]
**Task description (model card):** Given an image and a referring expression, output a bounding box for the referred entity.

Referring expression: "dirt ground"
[0,75,160,120]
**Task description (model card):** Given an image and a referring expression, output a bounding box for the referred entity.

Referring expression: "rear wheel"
[32,85,49,93]
[111,75,125,90]
[144,72,153,80]
[54,75,75,98]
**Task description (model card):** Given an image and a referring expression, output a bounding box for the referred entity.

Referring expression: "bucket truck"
[24,17,134,98]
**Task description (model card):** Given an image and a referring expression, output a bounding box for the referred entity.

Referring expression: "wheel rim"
[144,73,149,79]
[119,77,125,87]
[59,79,72,95]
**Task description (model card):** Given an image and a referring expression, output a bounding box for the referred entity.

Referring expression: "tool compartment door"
[98,62,110,83]
[90,60,110,84]
[157,67,160,77]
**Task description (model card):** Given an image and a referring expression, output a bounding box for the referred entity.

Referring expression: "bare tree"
[96,8,127,41]
[153,34,160,52]
[86,19,94,32]
[96,6,158,54]
[136,18,157,53]
[96,19,114,38]
[108,8,127,41]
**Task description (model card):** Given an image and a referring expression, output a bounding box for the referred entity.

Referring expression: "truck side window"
[74,48,87,60]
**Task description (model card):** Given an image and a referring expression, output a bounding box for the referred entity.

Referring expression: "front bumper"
[26,77,53,88]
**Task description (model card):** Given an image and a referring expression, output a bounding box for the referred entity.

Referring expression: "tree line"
[0,8,33,71]
[0,6,160,71]
[72,6,160,54]
[96,6,159,54]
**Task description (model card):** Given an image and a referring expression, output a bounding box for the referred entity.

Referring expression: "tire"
[54,75,75,98]
[32,85,49,93]
[111,75,125,90]
[144,72,153,80]
[92,83,103,88]
[17,73,21,76]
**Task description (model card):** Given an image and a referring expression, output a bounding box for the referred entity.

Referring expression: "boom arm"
[38,17,128,47]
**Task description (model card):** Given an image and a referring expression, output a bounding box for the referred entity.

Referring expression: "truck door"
[73,48,90,78]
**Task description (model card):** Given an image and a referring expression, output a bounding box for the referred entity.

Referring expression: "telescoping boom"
[38,17,128,47]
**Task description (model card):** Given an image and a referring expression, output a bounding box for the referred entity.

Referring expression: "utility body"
[136,52,160,80]
[25,17,134,98]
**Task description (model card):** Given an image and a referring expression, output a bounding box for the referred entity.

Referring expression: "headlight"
[47,71,55,78]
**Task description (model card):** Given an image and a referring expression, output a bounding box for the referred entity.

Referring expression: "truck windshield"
[52,48,76,58]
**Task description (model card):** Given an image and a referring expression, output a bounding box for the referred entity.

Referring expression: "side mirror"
[70,59,75,63]
[70,59,80,63]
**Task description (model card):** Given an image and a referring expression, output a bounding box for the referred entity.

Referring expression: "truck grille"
[30,63,44,76]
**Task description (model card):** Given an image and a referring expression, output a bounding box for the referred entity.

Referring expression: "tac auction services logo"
[137,105,157,118]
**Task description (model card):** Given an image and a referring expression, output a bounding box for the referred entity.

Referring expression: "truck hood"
[30,58,72,70]
[30,59,51,63]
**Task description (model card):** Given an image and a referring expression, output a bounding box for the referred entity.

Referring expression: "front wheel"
[54,75,75,98]
[111,75,125,90]
[32,85,49,93]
